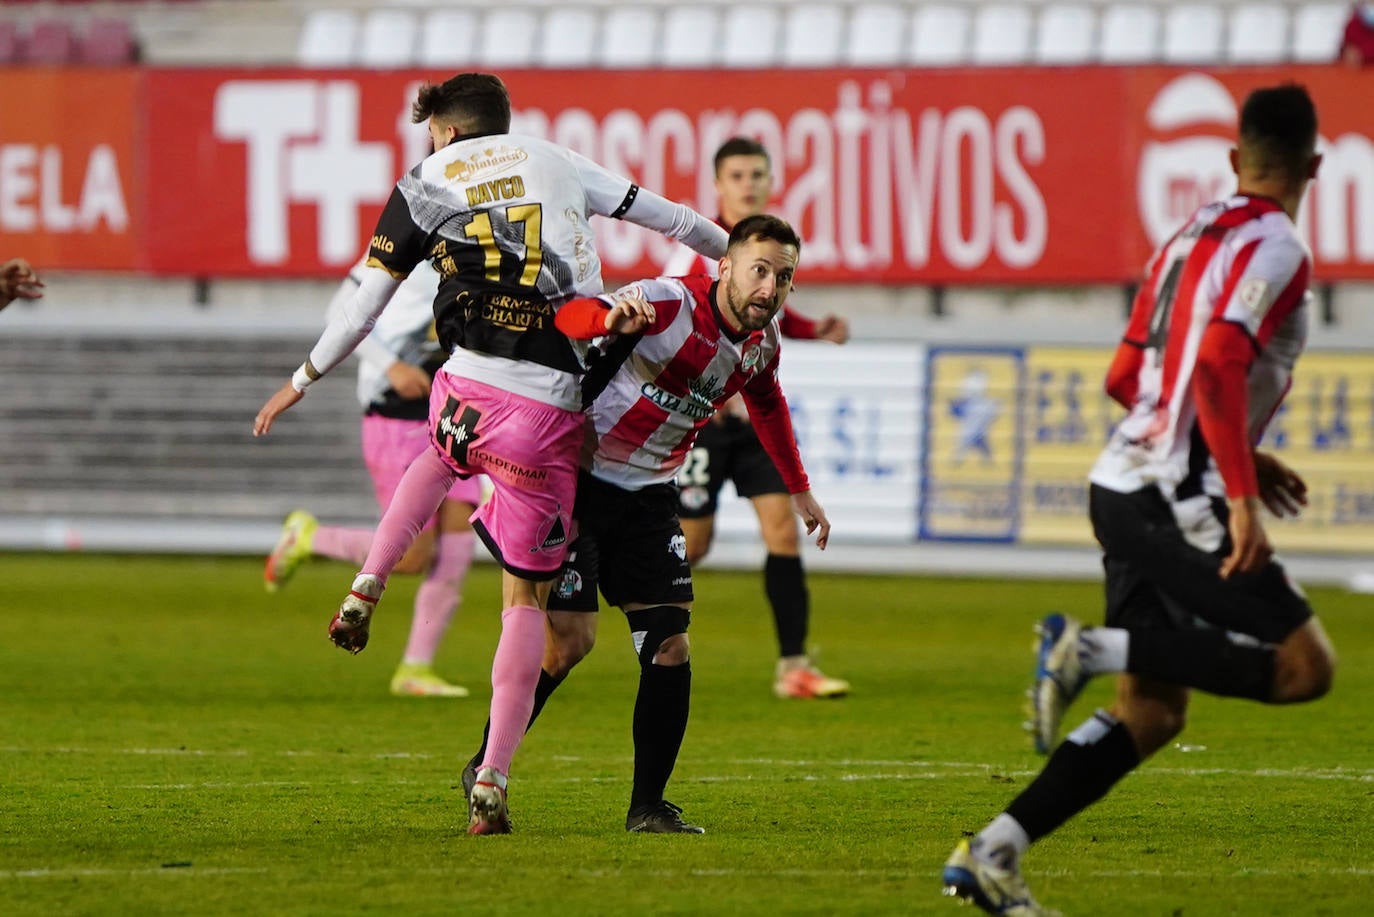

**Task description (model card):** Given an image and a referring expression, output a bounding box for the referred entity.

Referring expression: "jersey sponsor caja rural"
[578,274,805,492]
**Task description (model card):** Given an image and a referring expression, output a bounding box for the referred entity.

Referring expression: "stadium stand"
[0,1,1352,69]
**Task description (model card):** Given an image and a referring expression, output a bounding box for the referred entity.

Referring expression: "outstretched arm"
[254,265,403,436]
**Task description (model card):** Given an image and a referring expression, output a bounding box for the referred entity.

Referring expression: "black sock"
[471,668,566,765]
[1005,711,1140,842]
[629,661,691,810]
[1128,629,1275,701]
[765,553,809,658]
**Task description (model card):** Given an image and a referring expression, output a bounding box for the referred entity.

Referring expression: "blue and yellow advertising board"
[923,346,1374,553]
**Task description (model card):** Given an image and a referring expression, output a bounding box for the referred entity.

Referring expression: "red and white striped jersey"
[1091,194,1311,504]
[577,274,807,491]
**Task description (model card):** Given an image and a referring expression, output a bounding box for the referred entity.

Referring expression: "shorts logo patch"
[555,566,583,600]
[679,486,709,512]
[669,533,687,561]
[436,398,481,467]
[533,510,567,552]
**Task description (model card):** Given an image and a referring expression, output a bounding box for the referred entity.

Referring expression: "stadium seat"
[417,9,477,68]
[21,19,77,64]
[845,3,908,66]
[909,5,972,66]
[1225,4,1288,63]
[297,10,358,68]
[1162,3,1225,63]
[1291,2,1348,62]
[541,7,598,67]
[1098,4,1160,63]
[358,9,418,69]
[1035,4,1096,64]
[972,4,1034,65]
[476,8,538,67]
[662,7,720,67]
[601,7,659,68]
[721,6,781,67]
[782,4,845,66]
[78,17,138,65]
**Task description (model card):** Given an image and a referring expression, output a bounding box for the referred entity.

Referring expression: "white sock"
[1078,627,1129,675]
[973,813,1030,869]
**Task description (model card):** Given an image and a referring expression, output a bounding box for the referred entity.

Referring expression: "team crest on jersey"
[1239,277,1272,316]
[444,145,529,183]
[669,534,687,561]
[741,343,763,375]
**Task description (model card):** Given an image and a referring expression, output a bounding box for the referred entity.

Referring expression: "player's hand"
[814,314,850,344]
[1254,450,1307,518]
[604,295,655,334]
[790,491,831,550]
[1220,496,1272,579]
[253,381,304,437]
[0,258,44,311]
[386,360,432,400]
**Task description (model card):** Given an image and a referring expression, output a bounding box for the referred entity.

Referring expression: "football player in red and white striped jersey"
[665,137,852,700]
[456,214,830,833]
[945,84,1337,916]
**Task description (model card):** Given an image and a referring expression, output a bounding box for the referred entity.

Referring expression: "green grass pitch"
[2,554,1371,915]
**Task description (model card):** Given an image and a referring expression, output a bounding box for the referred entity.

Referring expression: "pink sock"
[361,448,457,582]
[312,526,373,565]
[482,605,547,776]
[401,531,476,665]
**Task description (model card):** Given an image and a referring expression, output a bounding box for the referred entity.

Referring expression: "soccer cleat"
[625,800,705,834]
[941,839,1057,916]
[468,766,512,835]
[263,510,318,593]
[1027,613,1088,755]
[389,663,470,698]
[773,656,850,699]
[328,574,383,655]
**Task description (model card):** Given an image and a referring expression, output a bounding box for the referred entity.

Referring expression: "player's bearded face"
[721,239,798,333]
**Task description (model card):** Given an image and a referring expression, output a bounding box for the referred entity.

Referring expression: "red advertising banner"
[4,66,1372,282]
[0,68,142,270]
[1121,68,1374,278]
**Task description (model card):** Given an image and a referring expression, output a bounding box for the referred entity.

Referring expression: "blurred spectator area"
[0,0,1357,67]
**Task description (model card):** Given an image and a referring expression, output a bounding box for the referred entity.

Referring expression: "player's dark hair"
[728,214,801,253]
[411,72,511,136]
[1238,83,1318,180]
[713,137,770,175]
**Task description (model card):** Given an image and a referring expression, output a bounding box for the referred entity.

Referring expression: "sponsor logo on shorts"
[469,448,548,483]
[671,576,692,587]
[534,511,567,552]
[669,533,687,561]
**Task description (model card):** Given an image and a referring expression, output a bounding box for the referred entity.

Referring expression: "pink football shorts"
[428,371,584,578]
[360,413,483,532]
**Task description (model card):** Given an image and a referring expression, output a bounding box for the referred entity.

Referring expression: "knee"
[1274,643,1336,703]
[651,632,691,666]
[626,605,691,667]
